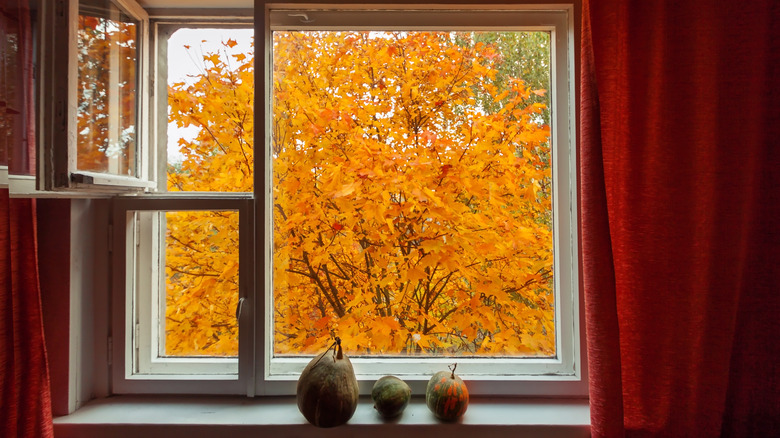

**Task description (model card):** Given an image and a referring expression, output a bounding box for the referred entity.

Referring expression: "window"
[40,1,580,398]
[259,6,580,396]
[76,0,140,180]
[38,0,154,191]
[112,194,253,394]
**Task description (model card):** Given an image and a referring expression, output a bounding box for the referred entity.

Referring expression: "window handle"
[288,13,315,23]
[236,297,246,321]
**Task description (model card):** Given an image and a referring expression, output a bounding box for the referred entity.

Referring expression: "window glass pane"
[164,210,239,357]
[166,28,254,192]
[271,31,554,358]
[77,0,138,176]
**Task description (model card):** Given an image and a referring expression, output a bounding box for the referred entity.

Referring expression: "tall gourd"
[296,338,359,427]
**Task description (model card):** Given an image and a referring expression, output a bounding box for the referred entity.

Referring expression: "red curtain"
[581,0,780,436]
[1,0,55,436]
[0,193,53,437]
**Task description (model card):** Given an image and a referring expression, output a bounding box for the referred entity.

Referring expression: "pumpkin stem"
[449,363,457,379]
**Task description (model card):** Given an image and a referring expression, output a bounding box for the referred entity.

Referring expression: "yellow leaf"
[420,239,443,252]
[330,180,361,198]
[407,266,427,283]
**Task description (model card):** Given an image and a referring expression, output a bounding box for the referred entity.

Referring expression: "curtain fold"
[579,1,625,436]
[581,0,780,436]
[1,0,55,436]
[1,192,54,438]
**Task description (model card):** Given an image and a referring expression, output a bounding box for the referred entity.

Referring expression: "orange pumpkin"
[425,363,469,421]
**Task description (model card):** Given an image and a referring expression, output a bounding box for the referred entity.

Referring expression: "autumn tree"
[466,32,551,120]
[166,30,555,358]
[163,209,241,356]
[164,37,252,356]
[272,31,553,356]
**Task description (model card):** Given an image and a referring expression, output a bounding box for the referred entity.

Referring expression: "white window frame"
[256,3,583,397]
[44,0,583,399]
[108,11,258,395]
[111,194,255,395]
[150,17,254,192]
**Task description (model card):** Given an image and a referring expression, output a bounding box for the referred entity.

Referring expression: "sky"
[166,28,253,164]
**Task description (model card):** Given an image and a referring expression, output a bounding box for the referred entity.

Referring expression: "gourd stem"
[449,363,457,379]
[312,337,342,368]
[335,336,343,360]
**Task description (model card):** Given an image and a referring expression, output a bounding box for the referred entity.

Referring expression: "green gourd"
[372,375,412,418]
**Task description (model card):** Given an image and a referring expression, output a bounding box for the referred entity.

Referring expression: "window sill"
[53,395,590,438]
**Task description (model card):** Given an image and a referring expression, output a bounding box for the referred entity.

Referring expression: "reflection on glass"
[164,210,239,357]
[77,0,138,176]
[0,28,18,167]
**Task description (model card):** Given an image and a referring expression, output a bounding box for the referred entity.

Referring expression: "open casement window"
[257,4,582,397]
[38,0,154,193]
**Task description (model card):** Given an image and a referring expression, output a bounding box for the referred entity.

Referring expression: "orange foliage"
[166,31,554,358]
[164,210,240,356]
[165,37,254,356]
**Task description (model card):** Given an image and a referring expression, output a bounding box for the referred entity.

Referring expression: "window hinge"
[135,214,141,248]
[107,337,113,366]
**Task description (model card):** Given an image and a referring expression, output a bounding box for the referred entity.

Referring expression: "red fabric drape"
[581,0,780,436]
[0,192,53,437]
[1,0,55,436]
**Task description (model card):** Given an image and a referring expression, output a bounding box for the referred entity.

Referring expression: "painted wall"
[38,198,71,416]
